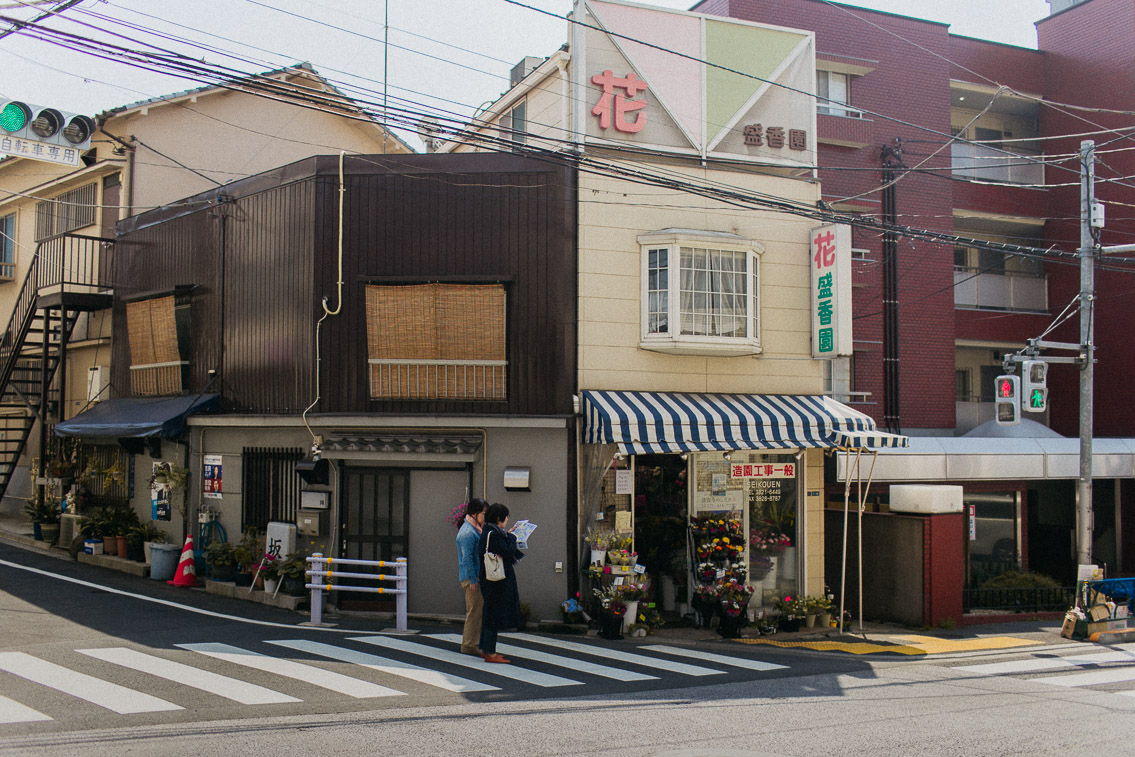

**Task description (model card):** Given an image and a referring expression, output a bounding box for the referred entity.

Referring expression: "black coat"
[478,523,525,631]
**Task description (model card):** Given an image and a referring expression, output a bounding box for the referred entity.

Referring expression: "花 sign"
[810,223,852,358]
[591,70,648,133]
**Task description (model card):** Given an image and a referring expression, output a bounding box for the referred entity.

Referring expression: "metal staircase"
[0,233,114,502]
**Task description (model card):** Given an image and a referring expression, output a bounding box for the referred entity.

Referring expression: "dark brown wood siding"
[110,207,224,402]
[114,153,576,417]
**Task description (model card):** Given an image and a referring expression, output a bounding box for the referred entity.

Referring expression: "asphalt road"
[3,540,1135,756]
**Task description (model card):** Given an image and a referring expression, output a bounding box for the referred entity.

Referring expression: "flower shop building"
[446,0,906,623]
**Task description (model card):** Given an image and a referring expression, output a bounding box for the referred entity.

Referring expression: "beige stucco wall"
[113,88,408,214]
[578,166,824,395]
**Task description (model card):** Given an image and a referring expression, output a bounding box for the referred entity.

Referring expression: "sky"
[0,0,1054,152]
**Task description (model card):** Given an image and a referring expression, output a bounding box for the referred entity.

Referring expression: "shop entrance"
[337,467,409,611]
[633,454,688,617]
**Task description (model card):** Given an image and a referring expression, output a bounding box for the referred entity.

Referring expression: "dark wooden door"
[338,467,409,610]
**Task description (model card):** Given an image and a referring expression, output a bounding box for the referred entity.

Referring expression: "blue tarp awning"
[54,394,220,439]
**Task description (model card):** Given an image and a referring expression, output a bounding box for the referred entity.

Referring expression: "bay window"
[639,229,761,356]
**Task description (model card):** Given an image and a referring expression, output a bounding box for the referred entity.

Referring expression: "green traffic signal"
[1030,389,1043,408]
[0,101,30,132]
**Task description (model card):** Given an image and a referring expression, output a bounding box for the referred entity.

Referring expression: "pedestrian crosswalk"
[0,634,790,727]
[954,642,1135,697]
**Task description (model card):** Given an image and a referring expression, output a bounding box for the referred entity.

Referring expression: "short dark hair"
[484,503,509,525]
[466,499,488,518]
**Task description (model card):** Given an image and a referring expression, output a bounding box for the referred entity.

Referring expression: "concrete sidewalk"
[0,510,1081,657]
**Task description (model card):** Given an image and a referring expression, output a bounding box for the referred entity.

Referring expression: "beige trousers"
[461,580,483,653]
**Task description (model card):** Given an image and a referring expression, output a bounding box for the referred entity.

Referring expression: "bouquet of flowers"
[614,581,648,602]
[749,528,792,553]
[696,562,719,584]
[592,586,627,617]
[561,596,588,624]
[774,594,808,618]
[693,582,722,604]
[718,578,755,616]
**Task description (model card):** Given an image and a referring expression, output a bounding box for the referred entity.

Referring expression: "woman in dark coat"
[478,502,524,663]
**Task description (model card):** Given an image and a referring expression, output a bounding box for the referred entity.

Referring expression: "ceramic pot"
[264,577,280,594]
[116,535,128,558]
[40,523,60,546]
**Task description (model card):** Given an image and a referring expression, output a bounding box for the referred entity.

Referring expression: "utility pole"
[1077,140,1095,568]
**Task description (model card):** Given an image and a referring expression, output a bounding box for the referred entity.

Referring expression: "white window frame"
[817,70,861,118]
[637,230,763,357]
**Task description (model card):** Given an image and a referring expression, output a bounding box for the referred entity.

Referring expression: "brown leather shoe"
[481,653,510,664]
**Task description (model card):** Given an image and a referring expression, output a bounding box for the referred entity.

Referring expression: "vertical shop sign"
[810,223,853,357]
[203,454,223,499]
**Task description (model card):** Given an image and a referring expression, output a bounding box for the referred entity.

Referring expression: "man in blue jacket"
[456,499,488,655]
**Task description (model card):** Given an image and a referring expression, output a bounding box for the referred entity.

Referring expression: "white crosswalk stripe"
[77,647,300,705]
[503,633,725,677]
[350,635,582,687]
[177,642,406,699]
[954,643,1135,696]
[0,694,51,724]
[641,644,788,672]
[266,639,498,693]
[0,634,793,725]
[0,651,182,714]
[426,633,658,681]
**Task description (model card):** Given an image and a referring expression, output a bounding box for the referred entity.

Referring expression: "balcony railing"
[954,268,1047,312]
[368,358,507,401]
[951,142,1044,185]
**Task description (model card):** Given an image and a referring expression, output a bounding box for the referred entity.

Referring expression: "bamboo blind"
[127,296,182,395]
[365,283,506,400]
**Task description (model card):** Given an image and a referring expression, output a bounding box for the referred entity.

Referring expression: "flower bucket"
[622,600,639,632]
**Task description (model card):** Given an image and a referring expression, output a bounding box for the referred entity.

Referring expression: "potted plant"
[259,553,281,594]
[24,497,60,541]
[808,594,834,628]
[232,527,260,587]
[112,507,140,558]
[277,551,309,596]
[204,541,237,581]
[773,594,808,632]
[713,579,754,638]
[586,531,609,567]
[133,522,167,564]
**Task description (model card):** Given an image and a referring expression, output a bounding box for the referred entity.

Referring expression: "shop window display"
[689,452,800,626]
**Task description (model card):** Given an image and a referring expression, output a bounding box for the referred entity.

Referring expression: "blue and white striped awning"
[581,390,907,455]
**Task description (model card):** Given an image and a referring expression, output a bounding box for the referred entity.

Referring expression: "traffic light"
[994,374,1020,426]
[1,100,95,165]
[1021,359,1048,413]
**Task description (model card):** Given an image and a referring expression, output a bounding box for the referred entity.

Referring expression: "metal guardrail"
[306,553,408,630]
[963,585,1076,614]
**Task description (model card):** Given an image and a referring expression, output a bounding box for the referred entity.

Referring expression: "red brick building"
[695,0,1135,591]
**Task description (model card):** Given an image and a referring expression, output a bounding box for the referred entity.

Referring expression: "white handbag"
[483,532,506,581]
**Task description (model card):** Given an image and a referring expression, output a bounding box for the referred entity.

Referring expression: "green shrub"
[979,570,1061,590]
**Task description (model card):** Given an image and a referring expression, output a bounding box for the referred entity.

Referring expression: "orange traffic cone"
[167,535,198,588]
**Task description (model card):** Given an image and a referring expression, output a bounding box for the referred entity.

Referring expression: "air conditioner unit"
[86,365,106,403]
